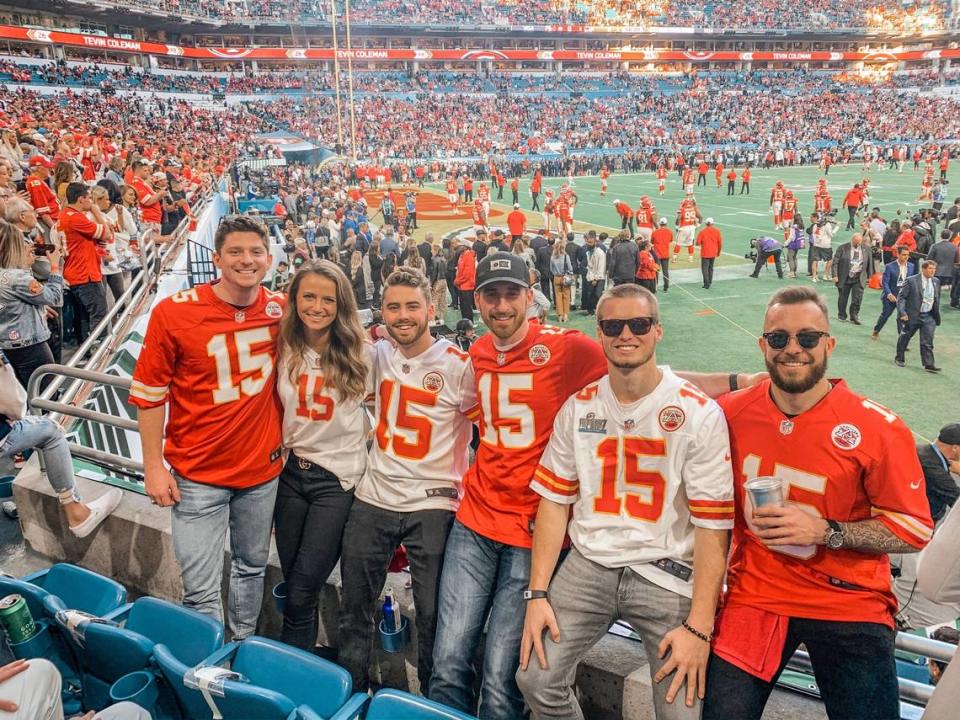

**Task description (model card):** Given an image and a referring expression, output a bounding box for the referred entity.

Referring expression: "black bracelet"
[682,620,712,643]
[728,372,739,392]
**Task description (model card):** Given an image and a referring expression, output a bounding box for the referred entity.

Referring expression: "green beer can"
[0,594,37,644]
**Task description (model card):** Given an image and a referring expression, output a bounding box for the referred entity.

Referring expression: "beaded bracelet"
[682,620,712,643]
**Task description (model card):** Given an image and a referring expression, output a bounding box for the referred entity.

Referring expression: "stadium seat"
[75,596,224,712]
[366,689,478,720]
[157,636,367,720]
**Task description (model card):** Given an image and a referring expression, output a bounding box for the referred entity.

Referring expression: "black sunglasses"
[598,316,657,337]
[762,330,830,350]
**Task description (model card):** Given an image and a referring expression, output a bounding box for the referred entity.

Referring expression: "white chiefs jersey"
[533,367,735,597]
[277,346,374,490]
[356,338,480,512]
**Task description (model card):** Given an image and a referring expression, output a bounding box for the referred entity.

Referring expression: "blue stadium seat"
[157,636,367,720]
[76,597,224,712]
[366,689,478,720]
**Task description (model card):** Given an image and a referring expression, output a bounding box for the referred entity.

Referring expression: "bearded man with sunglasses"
[702,285,934,720]
[516,283,734,720]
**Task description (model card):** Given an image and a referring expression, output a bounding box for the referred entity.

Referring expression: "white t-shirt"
[356,337,478,512]
[277,345,374,490]
[533,367,735,597]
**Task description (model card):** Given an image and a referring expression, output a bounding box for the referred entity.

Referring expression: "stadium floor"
[417,164,958,442]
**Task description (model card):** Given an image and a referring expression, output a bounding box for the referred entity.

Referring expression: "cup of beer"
[744,476,784,511]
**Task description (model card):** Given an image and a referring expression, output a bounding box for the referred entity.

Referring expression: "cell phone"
[33,243,48,257]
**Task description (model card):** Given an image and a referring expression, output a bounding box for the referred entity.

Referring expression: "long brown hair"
[0,220,27,269]
[278,259,368,402]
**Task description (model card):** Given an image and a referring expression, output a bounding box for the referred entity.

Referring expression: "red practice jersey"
[718,379,933,627]
[457,323,607,548]
[130,283,286,488]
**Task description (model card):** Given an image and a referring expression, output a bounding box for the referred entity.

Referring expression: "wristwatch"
[523,589,549,601]
[824,520,845,550]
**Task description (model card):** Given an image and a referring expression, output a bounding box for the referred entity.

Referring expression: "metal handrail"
[26,365,142,476]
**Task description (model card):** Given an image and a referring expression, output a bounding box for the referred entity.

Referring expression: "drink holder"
[184,665,245,720]
[9,622,52,659]
[109,670,159,717]
[378,615,410,653]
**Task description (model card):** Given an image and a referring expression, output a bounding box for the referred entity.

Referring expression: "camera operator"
[0,220,62,389]
[748,235,784,279]
[810,211,839,282]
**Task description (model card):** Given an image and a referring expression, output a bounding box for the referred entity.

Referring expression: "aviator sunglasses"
[762,330,830,350]
[598,317,657,337]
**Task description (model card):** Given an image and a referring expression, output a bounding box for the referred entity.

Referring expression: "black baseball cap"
[475,252,530,290]
[938,424,960,445]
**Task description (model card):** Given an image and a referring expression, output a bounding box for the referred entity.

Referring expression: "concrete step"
[14,460,829,718]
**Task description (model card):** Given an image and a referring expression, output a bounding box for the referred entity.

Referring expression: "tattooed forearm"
[838,519,917,554]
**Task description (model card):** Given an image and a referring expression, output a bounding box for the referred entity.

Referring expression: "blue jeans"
[171,473,278,640]
[0,416,75,496]
[429,520,530,720]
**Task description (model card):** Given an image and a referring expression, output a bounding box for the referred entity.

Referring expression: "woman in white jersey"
[274,259,372,651]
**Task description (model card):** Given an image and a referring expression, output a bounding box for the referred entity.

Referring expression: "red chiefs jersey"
[678,205,698,227]
[656,167,667,180]
[26,174,60,222]
[457,323,606,548]
[636,206,654,227]
[717,379,932,627]
[130,283,286,488]
[782,198,797,218]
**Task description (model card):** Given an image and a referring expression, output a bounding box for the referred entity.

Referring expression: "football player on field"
[702,286,933,720]
[338,267,479,695]
[517,284,734,720]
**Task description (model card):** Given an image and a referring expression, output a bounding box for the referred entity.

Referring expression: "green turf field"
[440,164,959,442]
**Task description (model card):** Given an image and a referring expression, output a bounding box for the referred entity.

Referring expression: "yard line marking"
[674,284,758,340]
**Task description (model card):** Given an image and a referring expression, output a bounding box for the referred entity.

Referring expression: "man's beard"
[609,346,656,371]
[765,353,828,394]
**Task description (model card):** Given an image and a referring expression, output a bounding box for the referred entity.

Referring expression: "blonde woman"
[0,129,24,184]
[429,244,448,326]
[550,239,573,322]
[274,259,371,651]
[89,185,127,303]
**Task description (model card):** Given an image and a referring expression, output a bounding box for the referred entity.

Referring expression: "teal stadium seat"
[157,636,367,720]
[77,596,224,714]
[366,689,479,720]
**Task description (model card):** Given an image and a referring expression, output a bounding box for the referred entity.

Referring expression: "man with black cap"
[431,251,608,720]
[918,424,960,524]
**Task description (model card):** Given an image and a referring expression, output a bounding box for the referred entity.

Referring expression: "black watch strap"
[728,373,739,392]
[523,589,548,601]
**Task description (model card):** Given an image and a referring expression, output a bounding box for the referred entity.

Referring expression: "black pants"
[727,180,735,195]
[837,279,864,320]
[701,257,716,288]
[751,249,783,277]
[464,190,472,202]
[740,181,750,194]
[621,216,635,236]
[846,206,857,230]
[103,274,125,304]
[698,173,706,186]
[512,190,519,205]
[531,192,540,211]
[703,618,898,720]
[73,281,108,342]
[408,212,417,229]
[951,267,960,307]
[658,258,670,290]
[873,298,903,335]
[637,278,657,294]
[582,279,602,313]
[46,311,62,364]
[458,289,474,322]
[4,341,54,391]
[338,500,454,693]
[896,313,937,368]
[497,186,504,199]
[272,455,354,651]
[446,276,458,309]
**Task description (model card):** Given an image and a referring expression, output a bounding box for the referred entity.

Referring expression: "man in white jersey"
[338,267,479,694]
[516,283,734,720]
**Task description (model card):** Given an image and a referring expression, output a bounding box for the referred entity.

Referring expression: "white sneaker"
[69,488,123,539]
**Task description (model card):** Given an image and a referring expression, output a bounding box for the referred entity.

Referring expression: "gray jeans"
[171,473,278,639]
[516,547,699,720]
[1,416,75,497]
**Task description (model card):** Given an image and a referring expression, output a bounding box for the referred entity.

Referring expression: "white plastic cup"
[745,476,784,510]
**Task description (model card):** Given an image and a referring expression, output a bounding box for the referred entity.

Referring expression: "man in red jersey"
[131,216,285,638]
[702,286,933,720]
[430,252,607,720]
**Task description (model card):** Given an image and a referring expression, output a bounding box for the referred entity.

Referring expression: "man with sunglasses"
[703,286,934,720]
[517,284,734,720]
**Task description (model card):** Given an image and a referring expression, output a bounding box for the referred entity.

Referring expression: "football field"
[430,164,959,441]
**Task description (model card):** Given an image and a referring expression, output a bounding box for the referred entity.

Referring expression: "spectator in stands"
[273,259,369,651]
[24,156,59,236]
[130,160,164,237]
[89,185,126,304]
[703,286,933,720]
[130,216,282,639]
[0,220,61,388]
[0,130,24,187]
[59,183,112,342]
[52,161,75,206]
[97,180,140,274]
[104,156,125,188]
[1,348,122,531]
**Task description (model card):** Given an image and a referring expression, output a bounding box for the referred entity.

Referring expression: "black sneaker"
[924,366,942,373]
[894,359,905,367]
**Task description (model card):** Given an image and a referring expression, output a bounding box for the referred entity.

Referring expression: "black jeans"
[73,281,108,342]
[658,258,670,290]
[272,455,354,650]
[846,206,857,230]
[338,500,454,693]
[103,274,125,304]
[4,340,54,391]
[458,289,474,322]
[837,278,864,320]
[727,180,735,195]
[582,279,602,313]
[740,181,750,194]
[896,313,937,368]
[703,618,898,720]
[752,249,783,277]
[701,257,716,288]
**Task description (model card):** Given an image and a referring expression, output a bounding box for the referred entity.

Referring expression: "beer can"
[0,594,37,644]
